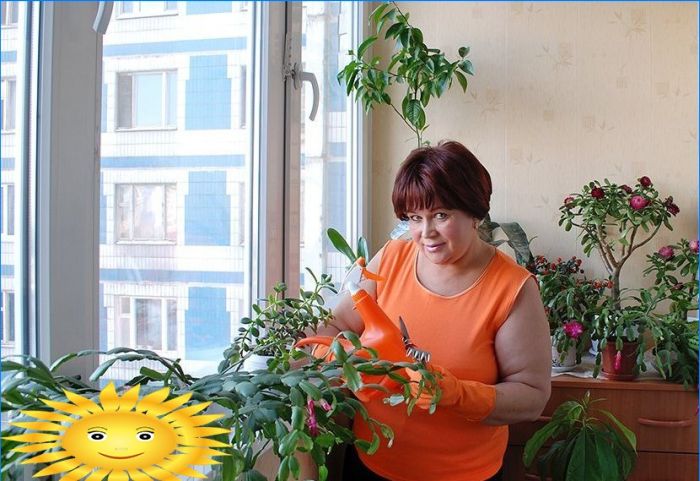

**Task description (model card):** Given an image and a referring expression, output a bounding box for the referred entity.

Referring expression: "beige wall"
[370,2,698,289]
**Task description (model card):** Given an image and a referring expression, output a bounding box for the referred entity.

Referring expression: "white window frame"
[115,1,178,20]
[115,295,178,354]
[1,1,18,27]
[1,78,16,132]
[1,183,15,236]
[115,70,177,131]
[35,2,370,381]
[1,290,15,344]
[114,183,177,244]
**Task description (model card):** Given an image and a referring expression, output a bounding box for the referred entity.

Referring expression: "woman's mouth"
[424,243,445,253]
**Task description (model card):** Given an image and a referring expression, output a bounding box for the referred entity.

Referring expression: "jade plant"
[338,2,474,147]
[523,391,637,481]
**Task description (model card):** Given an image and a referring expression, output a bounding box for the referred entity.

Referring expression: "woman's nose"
[421,220,436,237]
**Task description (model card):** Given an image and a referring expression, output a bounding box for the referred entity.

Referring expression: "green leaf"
[343,364,363,392]
[298,380,322,400]
[291,405,305,430]
[357,35,378,59]
[370,3,390,26]
[357,236,369,260]
[600,409,637,450]
[326,228,357,263]
[318,465,329,481]
[565,431,591,481]
[523,421,559,467]
[455,70,468,92]
[458,46,470,57]
[459,59,474,75]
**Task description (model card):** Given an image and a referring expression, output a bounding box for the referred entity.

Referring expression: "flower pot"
[601,340,638,381]
[551,338,577,372]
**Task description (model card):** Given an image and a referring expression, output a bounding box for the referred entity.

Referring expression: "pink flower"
[614,351,622,371]
[564,196,575,206]
[591,187,605,199]
[621,184,633,194]
[319,399,332,412]
[689,240,699,253]
[629,195,649,211]
[563,321,584,340]
[658,246,675,260]
[306,398,319,436]
[639,176,652,187]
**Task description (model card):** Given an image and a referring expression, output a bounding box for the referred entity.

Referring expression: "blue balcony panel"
[1,265,14,277]
[186,2,232,15]
[185,286,230,360]
[99,269,243,284]
[101,155,244,169]
[185,171,231,246]
[1,51,16,63]
[103,38,246,57]
[186,55,231,130]
[1,158,15,171]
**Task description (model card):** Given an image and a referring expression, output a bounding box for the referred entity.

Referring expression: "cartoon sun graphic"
[6,383,230,481]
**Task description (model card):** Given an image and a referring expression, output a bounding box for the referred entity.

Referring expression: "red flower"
[689,240,699,254]
[319,399,332,412]
[658,245,675,260]
[639,176,652,187]
[621,184,633,194]
[614,351,622,371]
[593,279,602,289]
[306,398,319,436]
[591,187,605,199]
[563,321,584,340]
[564,196,575,206]
[629,195,649,211]
[662,197,680,216]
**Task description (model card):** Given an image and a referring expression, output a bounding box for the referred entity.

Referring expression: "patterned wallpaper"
[370,2,698,288]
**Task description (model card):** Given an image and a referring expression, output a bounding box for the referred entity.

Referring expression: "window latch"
[283,33,319,121]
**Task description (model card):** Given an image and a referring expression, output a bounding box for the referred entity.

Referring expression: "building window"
[116,296,177,351]
[118,1,177,18]
[116,184,176,243]
[1,2,18,27]
[1,291,15,343]
[116,71,177,130]
[1,183,15,236]
[1,78,16,132]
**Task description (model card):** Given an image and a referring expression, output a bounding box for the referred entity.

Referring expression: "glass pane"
[134,73,163,127]
[120,2,134,15]
[6,183,14,236]
[100,4,255,380]
[135,298,161,349]
[299,2,354,288]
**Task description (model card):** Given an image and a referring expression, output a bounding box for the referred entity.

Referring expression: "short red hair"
[392,141,492,220]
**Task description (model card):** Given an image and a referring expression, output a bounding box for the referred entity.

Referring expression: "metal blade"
[398,316,410,341]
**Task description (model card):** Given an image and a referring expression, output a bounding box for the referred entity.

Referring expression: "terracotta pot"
[601,340,639,381]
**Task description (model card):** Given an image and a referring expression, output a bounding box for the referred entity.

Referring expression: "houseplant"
[2,270,440,481]
[338,1,474,148]
[523,391,637,481]
[559,176,678,379]
[528,255,608,368]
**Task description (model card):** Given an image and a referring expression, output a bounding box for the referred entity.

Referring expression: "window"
[116,296,177,351]
[118,1,177,18]
[1,78,16,131]
[116,184,176,242]
[1,184,14,236]
[116,71,177,130]
[1,2,18,27]
[0,291,15,343]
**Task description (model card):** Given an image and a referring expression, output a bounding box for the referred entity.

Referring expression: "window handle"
[93,1,114,34]
[293,69,319,121]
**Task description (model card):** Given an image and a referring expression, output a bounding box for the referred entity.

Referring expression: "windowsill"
[114,126,177,133]
[115,11,178,20]
[115,240,177,246]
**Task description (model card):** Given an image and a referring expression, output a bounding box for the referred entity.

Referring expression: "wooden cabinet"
[504,376,698,480]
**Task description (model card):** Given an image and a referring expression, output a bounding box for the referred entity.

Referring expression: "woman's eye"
[137,431,154,441]
[409,215,421,222]
[88,432,106,441]
[435,212,447,220]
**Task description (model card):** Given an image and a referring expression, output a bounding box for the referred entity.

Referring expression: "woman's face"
[406,206,479,265]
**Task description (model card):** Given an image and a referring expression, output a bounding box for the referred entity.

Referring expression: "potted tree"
[523,391,637,481]
[559,176,678,379]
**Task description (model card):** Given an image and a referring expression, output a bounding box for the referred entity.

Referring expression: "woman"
[327,141,551,481]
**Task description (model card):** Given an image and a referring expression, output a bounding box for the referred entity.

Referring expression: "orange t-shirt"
[354,240,533,481]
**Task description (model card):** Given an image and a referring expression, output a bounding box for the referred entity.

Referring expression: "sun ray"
[34,457,82,477]
[11,421,66,432]
[4,432,61,443]
[106,470,128,481]
[157,456,208,479]
[190,427,231,437]
[98,383,120,413]
[127,469,152,481]
[83,468,111,481]
[23,450,73,464]
[116,384,140,412]
[176,446,229,459]
[42,399,95,417]
[141,393,192,417]
[134,387,170,413]
[57,464,93,481]
[20,410,75,424]
[63,390,103,414]
[140,465,181,481]
[168,452,222,467]
[12,441,60,453]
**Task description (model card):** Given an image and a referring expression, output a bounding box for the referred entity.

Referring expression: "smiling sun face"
[6,383,230,481]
